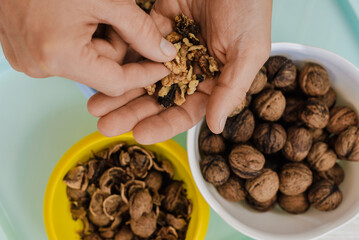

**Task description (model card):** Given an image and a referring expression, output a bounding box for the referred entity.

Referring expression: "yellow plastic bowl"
[44,131,209,240]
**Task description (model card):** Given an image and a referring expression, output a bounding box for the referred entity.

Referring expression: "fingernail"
[219,116,227,132]
[160,38,176,57]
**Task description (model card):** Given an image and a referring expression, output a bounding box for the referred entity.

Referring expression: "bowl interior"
[187,43,359,240]
[44,132,209,240]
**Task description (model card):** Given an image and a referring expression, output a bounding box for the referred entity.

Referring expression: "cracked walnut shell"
[299,63,330,96]
[279,163,313,196]
[282,127,313,162]
[222,108,255,143]
[335,126,359,161]
[253,88,286,121]
[326,106,358,135]
[253,123,287,154]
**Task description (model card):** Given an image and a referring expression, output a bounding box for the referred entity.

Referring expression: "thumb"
[98,0,177,62]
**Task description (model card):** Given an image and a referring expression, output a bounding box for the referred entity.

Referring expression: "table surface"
[1,0,359,239]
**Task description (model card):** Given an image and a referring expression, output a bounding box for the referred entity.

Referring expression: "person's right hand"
[0,0,177,96]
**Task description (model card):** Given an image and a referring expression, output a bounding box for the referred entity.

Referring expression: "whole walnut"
[282,96,304,123]
[266,56,296,89]
[200,155,230,186]
[278,193,310,214]
[300,98,329,129]
[217,176,246,202]
[245,169,279,202]
[282,127,313,162]
[252,123,287,154]
[309,128,328,143]
[229,145,265,179]
[307,142,337,171]
[248,66,268,95]
[223,108,255,143]
[326,106,358,135]
[253,88,286,121]
[317,163,345,185]
[228,94,252,117]
[199,125,226,155]
[318,87,336,108]
[299,63,330,96]
[308,180,342,211]
[335,126,359,161]
[246,194,277,212]
[279,163,313,195]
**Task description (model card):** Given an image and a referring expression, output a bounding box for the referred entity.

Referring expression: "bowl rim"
[187,42,359,240]
[44,131,210,240]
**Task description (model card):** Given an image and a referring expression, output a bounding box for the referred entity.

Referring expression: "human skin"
[87,0,272,144]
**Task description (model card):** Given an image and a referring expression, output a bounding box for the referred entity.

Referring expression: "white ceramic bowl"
[187,42,359,240]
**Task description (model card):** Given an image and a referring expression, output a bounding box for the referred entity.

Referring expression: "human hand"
[87,0,272,143]
[0,0,177,96]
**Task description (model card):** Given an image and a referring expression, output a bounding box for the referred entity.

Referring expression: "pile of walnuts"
[63,144,191,240]
[199,56,359,214]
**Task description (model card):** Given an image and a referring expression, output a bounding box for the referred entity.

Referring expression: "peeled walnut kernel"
[248,66,267,95]
[335,126,359,161]
[300,98,329,129]
[318,87,336,108]
[307,142,337,171]
[253,123,287,154]
[199,125,226,155]
[222,108,255,143]
[246,194,277,212]
[282,127,312,162]
[217,176,246,202]
[245,169,279,202]
[299,63,330,96]
[326,106,358,135]
[317,163,345,185]
[200,155,230,186]
[278,193,309,214]
[279,163,313,196]
[266,56,297,89]
[253,88,286,121]
[308,180,342,211]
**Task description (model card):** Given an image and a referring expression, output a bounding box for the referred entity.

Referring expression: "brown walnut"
[278,193,309,214]
[199,125,226,155]
[253,88,286,122]
[223,108,255,143]
[300,98,329,129]
[282,96,304,123]
[317,163,345,185]
[200,155,230,186]
[228,94,252,117]
[266,56,297,89]
[318,87,336,108]
[309,128,328,143]
[326,106,358,135]
[299,63,330,96]
[229,145,265,179]
[335,126,359,161]
[307,142,337,171]
[279,163,313,196]
[246,194,277,212]
[245,169,279,202]
[216,176,246,202]
[282,127,312,162]
[253,123,287,154]
[308,180,342,211]
[248,66,268,95]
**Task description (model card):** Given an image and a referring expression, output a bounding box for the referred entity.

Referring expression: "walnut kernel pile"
[64,143,191,239]
[199,56,359,214]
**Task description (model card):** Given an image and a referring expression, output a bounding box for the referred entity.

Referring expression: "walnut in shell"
[222,108,255,143]
[217,176,246,202]
[308,180,342,211]
[253,88,286,121]
[335,126,359,161]
[248,66,268,95]
[228,94,252,117]
[252,123,287,154]
[300,98,329,129]
[246,194,277,212]
[326,106,358,135]
[245,169,279,202]
[282,127,312,162]
[307,142,337,171]
[282,96,304,123]
[200,155,230,186]
[318,87,336,108]
[309,128,328,143]
[199,125,226,155]
[279,163,313,196]
[317,163,345,185]
[299,63,330,96]
[266,56,297,89]
[278,193,309,214]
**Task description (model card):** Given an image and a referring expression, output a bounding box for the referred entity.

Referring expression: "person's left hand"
[87,0,272,144]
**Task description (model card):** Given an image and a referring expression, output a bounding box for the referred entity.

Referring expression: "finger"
[97,95,162,137]
[98,0,176,62]
[133,92,208,144]
[87,88,145,117]
[0,34,20,71]
[206,44,270,134]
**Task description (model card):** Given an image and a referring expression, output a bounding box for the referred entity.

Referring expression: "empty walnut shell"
[129,188,153,220]
[282,127,313,162]
[318,87,336,108]
[300,98,329,129]
[163,181,183,212]
[266,56,296,89]
[245,169,279,202]
[63,165,87,190]
[103,194,127,220]
[335,126,359,161]
[282,96,304,123]
[199,125,226,155]
[222,108,255,143]
[229,145,265,179]
[299,63,330,96]
[326,106,358,135]
[248,66,268,95]
[308,180,342,211]
[307,142,337,171]
[88,189,111,227]
[216,176,246,202]
[130,211,158,238]
[317,163,345,185]
[246,194,277,212]
[115,226,134,240]
[279,163,313,196]
[253,123,287,154]
[145,171,163,192]
[278,193,309,214]
[309,128,328,143]
[200,155,230,186]
[253,88,286,122]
